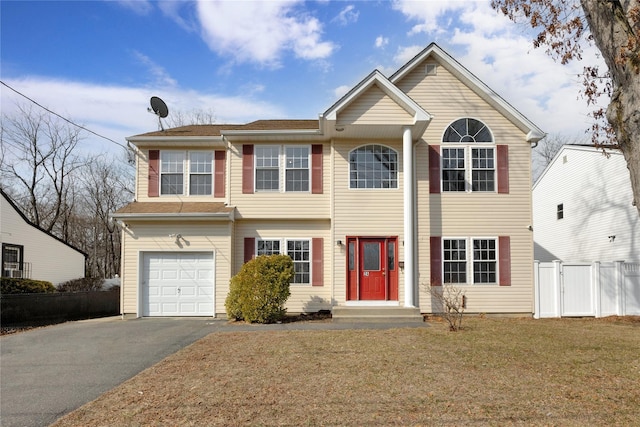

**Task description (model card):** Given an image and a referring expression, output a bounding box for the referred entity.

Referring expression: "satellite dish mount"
[148,96,169,131]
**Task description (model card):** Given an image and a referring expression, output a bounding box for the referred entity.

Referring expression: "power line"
[1,80,129,150]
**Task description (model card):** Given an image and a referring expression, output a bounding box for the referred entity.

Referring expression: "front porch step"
[331,306,424,323]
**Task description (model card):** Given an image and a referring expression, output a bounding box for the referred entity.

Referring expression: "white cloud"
[333,85,351,99]
[393,45,423,65]
[391,0,608,137]
[114,0,153,15]
[332,5,359,26]
[0,77,287,156]
[195,0,335,68]
[375,36,389,49]
[131,51,178,88]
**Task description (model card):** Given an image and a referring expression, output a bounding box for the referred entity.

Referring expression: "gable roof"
[533,144,621,190]
[0,188,87,257]
[130,120,319,139]
[391,43,545,143]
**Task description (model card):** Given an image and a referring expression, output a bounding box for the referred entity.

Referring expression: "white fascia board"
[324,70,432,124]
[391,43,545,139]
[110,212,235,221]
[221,129,323,137]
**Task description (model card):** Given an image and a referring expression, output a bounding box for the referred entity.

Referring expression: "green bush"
[56,277,104,292]
[225,254,293,324]
[0,277,56,294]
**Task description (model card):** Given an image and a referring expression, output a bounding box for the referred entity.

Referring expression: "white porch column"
[403,126,415,308]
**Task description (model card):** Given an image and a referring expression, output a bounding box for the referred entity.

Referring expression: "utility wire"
[1,80,129,150]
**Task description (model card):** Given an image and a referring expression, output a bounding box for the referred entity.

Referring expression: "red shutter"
[499,236,511,286]
[244,237,255,263]
[497,145,509,194]
[311,144,323,194]
[148,150,160,197]
[430,236,442,286]
[242,144,254,194]
[312,238,323,286]
[429,145,441,194]
[214,150,226,198]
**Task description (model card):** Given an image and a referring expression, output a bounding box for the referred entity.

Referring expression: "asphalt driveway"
[0,317,216,427]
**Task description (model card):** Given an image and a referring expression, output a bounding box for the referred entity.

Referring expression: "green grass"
[53,317,640,426]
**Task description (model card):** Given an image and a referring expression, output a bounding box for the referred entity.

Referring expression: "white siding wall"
[120,221,232,316]
[1,197,85,285]
[533,146,640,262]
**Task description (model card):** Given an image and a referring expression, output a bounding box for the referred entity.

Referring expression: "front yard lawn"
[53,316,640,426]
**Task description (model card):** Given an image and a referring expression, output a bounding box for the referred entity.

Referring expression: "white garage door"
[142,252,214,316]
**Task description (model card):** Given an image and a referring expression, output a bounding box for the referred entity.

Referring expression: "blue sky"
[1,0,605,157]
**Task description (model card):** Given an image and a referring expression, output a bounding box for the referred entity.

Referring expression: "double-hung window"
[160,152,185,195]
[256,238,311,284]
[189,152,213,195]
[442,118,495,192]
[255,145,310,192]
[160,151,214,195]
[442,238,497,284]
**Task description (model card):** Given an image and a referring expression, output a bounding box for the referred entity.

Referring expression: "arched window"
[349,145,398,189]
[443,118,493,143]
[441,118,495,192]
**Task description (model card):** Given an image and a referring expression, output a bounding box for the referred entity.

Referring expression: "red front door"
[359,239,386,300]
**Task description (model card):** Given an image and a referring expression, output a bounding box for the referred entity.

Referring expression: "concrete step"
[331,306,424,323]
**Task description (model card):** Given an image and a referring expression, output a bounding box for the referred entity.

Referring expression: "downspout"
[403,126,415,308]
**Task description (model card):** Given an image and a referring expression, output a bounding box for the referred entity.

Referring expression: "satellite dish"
[148,96,169,130]
[150,96,169,118]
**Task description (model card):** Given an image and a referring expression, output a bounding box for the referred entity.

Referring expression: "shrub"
[56,277,104,292]
[428,282,466,332]
[225,254,293,324]
[0,277,56,294]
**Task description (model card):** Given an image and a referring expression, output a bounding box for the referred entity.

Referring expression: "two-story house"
[112,43,545,319]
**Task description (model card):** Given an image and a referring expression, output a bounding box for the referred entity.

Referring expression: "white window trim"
[254,145,311,193]
[442,237,499,285]
[348,144,399,191]
[159,150,214,196]
[255,237,312,285]
[441,144,497,193]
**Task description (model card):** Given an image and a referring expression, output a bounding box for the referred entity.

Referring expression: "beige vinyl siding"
[337,84,414,126]
[331,139,407,304]
[120,221,232,316]
[136,148,228,203]
[234,219,332,313]
[399,59,534,313]
[228,143,331,219]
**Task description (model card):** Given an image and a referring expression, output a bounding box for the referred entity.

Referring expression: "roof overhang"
[127,135,226,148]
[111,202,235,222]
[322,70,432,142]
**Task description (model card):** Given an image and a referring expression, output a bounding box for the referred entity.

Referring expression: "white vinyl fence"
[534,261,640,318]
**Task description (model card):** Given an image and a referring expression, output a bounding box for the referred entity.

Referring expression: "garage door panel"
[142,252,215,317]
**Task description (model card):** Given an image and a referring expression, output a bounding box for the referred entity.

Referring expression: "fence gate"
[561,263,595,317]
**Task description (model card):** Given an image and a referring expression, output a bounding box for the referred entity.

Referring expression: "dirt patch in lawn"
[52,317,640,426]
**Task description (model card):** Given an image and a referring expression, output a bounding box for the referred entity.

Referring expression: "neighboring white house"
[533,145,640,263]
[0,189,86,285]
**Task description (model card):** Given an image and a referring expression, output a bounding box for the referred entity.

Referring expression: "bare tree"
[164,107,217,128]
[79,156,133,278]
[492,0,640,216]
[1,103,85,231]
